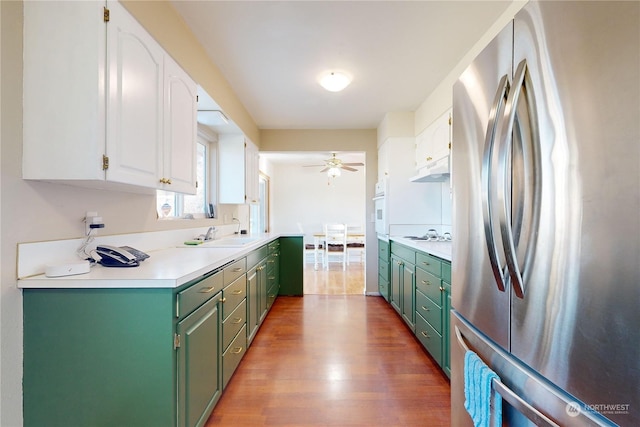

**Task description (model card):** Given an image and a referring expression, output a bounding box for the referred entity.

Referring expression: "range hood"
[410,156,450,182]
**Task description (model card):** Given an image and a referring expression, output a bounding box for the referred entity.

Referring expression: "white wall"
[270,162,366,243]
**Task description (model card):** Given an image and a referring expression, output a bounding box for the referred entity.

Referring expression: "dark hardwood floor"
[206,295,451,426]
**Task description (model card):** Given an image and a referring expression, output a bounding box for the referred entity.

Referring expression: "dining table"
[312,232,365,270]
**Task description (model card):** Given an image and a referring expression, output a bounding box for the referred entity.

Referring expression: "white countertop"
[389,236,452,262]
[18,234,287,290]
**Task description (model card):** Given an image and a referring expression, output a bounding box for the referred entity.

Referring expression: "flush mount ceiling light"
[319,71,351,92]
[197,110,229,126]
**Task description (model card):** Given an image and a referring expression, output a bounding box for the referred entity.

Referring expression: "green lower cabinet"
[177,295,222,427]
[378,239,390,301]
[278,236,303,296]
[23,237,302,427]
[390,254,402,314]
[390,243,416,331]
[442,280,451,378]
[247,257,267,345]
[401,262,416,330]
[24,288,178,427]
[384,242,452,378]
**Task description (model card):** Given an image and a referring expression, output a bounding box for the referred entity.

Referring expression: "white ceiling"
[171,0,513,130]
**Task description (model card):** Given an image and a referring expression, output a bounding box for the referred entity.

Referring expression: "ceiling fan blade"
[342,162,364,166]
[341,166,358,172]
[319,167,329,173]
[302,164,325,167]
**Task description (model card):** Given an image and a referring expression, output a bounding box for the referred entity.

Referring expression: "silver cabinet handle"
[482,73,510,293]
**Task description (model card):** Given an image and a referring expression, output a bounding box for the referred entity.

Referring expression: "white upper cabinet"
[105,2,164,189]
[23,1,197,194]
[412,108,452,182]
[218,135,259,204]
[163,56,198,194]
[244,140,260,204]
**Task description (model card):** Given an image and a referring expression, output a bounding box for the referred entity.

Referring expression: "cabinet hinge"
[102,155,109,170]
[174,334,181,349]
[103,7,110,23]
[448,142,452,150]
[195,181,198,189]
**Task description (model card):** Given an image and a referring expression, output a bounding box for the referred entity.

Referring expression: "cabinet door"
[390,255,402,314]
[259,258,269,321]
[245,140,260,203]
[247,267,259,344]
[106,2,164,188]
[163,55,197,194]
[415,127,430,171]
[378,141,389,181]
[401,262,416,330]
[218,135,247,203]
[177,296,221,427]
[442,283,451,378]
[430,109,451,163]
[23,1,106,181]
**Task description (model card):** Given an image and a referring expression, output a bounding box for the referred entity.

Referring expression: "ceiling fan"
[303,153,364,173]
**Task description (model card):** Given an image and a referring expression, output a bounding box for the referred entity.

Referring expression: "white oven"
[373,179,388,235]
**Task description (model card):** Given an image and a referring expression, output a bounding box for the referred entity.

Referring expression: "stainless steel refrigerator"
[451,1,639,426]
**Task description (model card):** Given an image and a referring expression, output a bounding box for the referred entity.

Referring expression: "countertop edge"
[388,236,452,262]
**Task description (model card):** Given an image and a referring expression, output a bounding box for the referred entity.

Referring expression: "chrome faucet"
[204,226,217,241]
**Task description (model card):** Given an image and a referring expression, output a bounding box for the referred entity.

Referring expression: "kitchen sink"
[192,237,261,247]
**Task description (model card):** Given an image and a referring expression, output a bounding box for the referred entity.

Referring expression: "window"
[157,133,216,219]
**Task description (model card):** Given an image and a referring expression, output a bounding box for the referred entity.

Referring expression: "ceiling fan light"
[327,167,342,178]
[319,72,351,92]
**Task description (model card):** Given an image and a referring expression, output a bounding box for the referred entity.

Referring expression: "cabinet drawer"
[222,325,247,389]
[222,275,246,319]
[390,242,415,264]
[442,261,451,284]
[177,270,223,319]
[378,258,389,281]
[223,258,246,286]
[266,253,279,273]
[267,273,277,291]
[222,299,246,350]
[416,289,442,333]
[268,239,280,252]
[416,252,442,277]
[246,246,268,270]
[378,239,389,259]
[267,284,278,310]
[416,268,442,305]
[378,275,389,301]
[416,313,443,366]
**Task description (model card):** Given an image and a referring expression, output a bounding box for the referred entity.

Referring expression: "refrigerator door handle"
[497,59,540,298]
[454,326,560,427]
[481,74,511,292]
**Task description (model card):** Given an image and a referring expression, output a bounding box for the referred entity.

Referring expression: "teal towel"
[464,350,502,427]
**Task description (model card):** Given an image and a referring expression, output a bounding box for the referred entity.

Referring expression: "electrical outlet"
[85,211,104,235]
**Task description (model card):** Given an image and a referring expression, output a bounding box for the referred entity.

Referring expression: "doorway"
[259,151,367,295]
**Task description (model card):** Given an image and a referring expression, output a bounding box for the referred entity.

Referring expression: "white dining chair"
[346,224,365,265]
[324,223,347,270]
[298,222,324,269]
